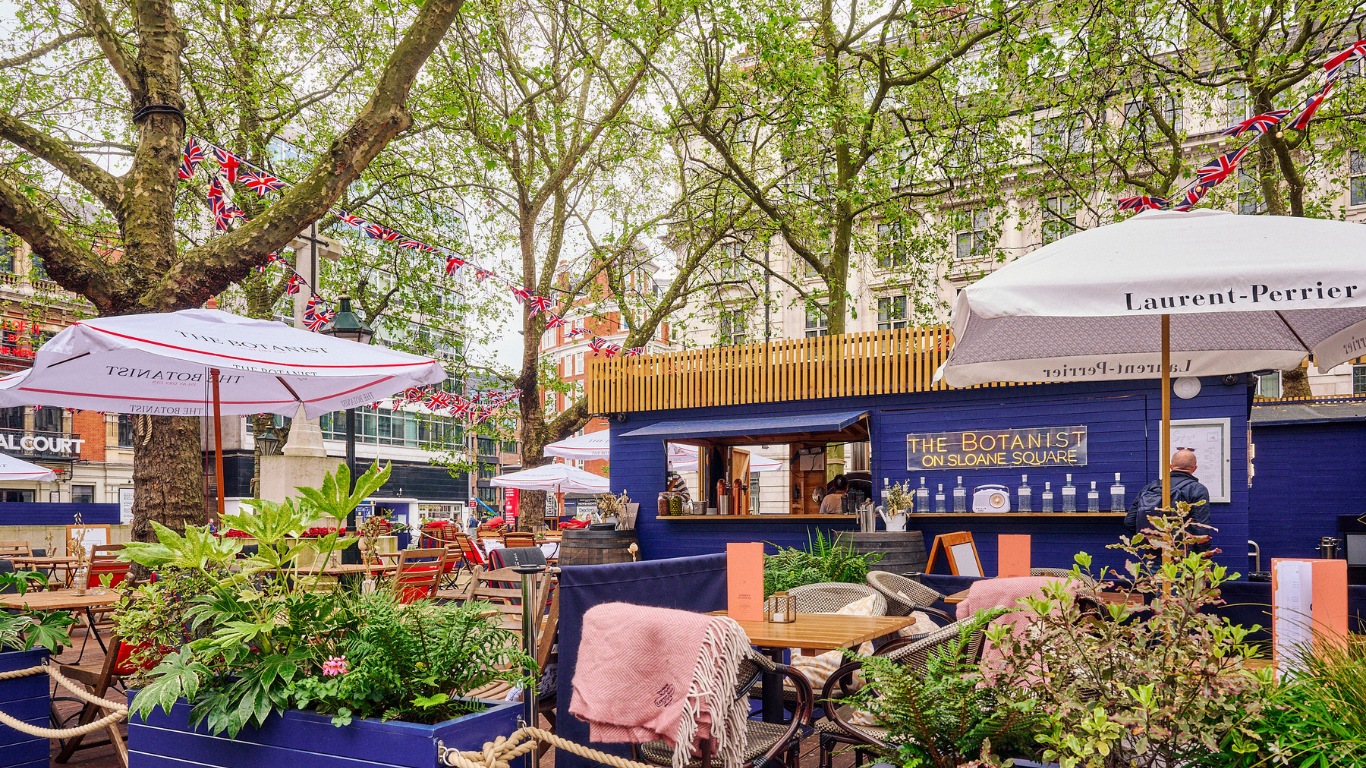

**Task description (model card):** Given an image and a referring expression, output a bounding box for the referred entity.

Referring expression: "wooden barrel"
[836,531,927,574]
[559,528,640,566]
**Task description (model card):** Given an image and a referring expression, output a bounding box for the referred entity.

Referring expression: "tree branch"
[0,178,121,311]
[0,30,92,70]
[71,0,140,94]
[0,111,124,211]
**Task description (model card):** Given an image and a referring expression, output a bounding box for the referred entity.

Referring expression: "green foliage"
[122,463,531,735]
[990,503,1269,768]
[763,531,881,597]
[0,570,73,652]
[850,610,1042,768]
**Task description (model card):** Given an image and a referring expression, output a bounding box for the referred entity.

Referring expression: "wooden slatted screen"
[587,325,954,413]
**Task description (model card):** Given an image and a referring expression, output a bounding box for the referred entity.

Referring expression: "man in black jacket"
[1124,449,1213,552]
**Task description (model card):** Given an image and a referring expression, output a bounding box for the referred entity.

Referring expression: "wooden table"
[717,611,912,722]
[0,588,119,611]
[11,556,80,587]
[290,563,398,577]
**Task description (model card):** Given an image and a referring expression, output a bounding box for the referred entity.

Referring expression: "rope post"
[512,564,544,735]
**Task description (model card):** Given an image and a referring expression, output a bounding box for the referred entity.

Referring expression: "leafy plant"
[849,610,1041,768]
[122,462,531,735]
[764,530,881,597]
[0,570,73,652]
[990,502,1268,768]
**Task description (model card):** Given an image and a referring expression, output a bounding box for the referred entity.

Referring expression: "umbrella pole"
[210,368,226,521]
[1161,315,1171,511]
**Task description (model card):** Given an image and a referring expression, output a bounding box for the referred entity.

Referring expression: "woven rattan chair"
[783,581,888,616]
[814,620,987,768]
[864,571,953,624]
[635,653,811,768]
[1031,567,1099,588]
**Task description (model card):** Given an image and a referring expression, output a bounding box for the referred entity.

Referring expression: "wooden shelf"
[905,513,1125,519]
[656,515,859,522]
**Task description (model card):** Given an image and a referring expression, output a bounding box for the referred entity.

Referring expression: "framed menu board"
[1162,417,1231,503]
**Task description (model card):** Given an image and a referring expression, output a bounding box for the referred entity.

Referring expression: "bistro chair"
[815,620,987,768]
[635,652,812,768]
[865,571,954,624]
[52,636,143,768]
[87,544,129,590]
[502,532,536,549]
[393,548,448,603]
[785,582,888,616]
[454,532,488,569]
[0,540,30,558]
[1031,567,1099,588]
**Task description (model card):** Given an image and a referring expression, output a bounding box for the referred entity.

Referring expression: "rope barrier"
[0,664,129,740]
[439,726,656,768]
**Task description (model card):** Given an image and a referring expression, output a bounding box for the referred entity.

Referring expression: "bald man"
[1124,449,1212,553]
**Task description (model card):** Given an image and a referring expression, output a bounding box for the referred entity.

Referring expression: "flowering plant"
[219,529,253,538]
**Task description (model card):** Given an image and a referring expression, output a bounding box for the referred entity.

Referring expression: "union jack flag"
[1173,182,1214,212]
[368,401,382,410]
[179,137,205,180]
[448,397,471,417]
[268,252,288,266]
[527,295,554,316]
[240,170,286,196]
[475,268,494,283]
[444,256,465,276]
[404,388,425,401]
[285,274,303,296]
[566,327,590,338]
[1117,195,1170,212]
[398,238,434,251]
[545,314,567,329]
[603,344,622,359]
[1195,147,1250,186]
[588,336,607,354]
[363,222,392,241]
[426,391,453,410]
[213,202,240,232]
[1286,79,1336,131]
[1323,39,1366,78]
[213,147,241,184]
[511,287,532,304]
[470,407,494,426]
[623,347,645,357]
[1221,109,1291,138]
[303,310,328,331]
[334,210,366,229]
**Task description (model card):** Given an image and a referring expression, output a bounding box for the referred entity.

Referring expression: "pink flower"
[322,656,348,676]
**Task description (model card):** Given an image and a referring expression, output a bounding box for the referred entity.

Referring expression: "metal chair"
[636,653,812,768]
[815,620,987,768]
[865,571,953,624]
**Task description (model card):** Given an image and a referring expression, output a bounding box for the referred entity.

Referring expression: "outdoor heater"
[321,295,375,565]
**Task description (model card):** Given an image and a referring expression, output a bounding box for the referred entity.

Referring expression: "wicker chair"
[636,653,811,768]
[1031,567,1099,588]
[814,620,987,768]
[781,581,888,616]
[864,572,954,624]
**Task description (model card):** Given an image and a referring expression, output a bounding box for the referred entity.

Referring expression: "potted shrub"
[0,570,75,768]
[118,463,534,768]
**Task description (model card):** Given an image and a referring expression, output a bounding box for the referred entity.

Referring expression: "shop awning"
[621,410,869,446]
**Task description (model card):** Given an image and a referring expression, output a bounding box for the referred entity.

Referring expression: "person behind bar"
[1125,448,1212,553]
[666,470,691,502]
[820,475,849,515]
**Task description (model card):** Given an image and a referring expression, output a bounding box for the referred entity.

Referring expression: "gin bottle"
[1110,473,1126,512]
[916,477,930,513]
[1061,474,1077,513]
[1017,474,1031,513]
[1087,481,1100,513]
[934,483,947,514]
[1041,481,1054,513]
[952,476,967,513]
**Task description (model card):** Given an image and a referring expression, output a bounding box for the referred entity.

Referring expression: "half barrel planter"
[128,694,523,768]
[0,648,49,768]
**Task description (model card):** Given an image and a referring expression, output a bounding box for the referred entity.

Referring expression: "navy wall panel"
[1248,420,1366,562]
[613,376,1251,573]
[0,502,119,526]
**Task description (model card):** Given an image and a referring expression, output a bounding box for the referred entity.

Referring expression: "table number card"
[727,542,765,622]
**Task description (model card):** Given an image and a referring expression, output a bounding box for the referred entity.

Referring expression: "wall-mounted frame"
[1160,417,1232,503]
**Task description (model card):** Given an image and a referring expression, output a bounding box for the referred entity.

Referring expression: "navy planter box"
[128,694,523,768]
[0,647,50,768]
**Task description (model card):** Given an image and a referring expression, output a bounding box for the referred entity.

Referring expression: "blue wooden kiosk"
[590,327,1253,575]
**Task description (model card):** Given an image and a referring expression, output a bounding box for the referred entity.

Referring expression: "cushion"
[896,610,940,638]
[789,593,876,690]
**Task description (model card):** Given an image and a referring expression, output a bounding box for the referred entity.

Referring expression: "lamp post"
[320,295,374,564]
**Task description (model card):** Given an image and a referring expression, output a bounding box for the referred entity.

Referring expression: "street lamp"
[321,295,375,564]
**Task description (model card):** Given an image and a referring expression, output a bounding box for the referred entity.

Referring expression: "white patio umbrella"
[490,463,610,494]
[940,208,1366,506]
[0,453,56,482]
[543,431,610,460]
[0,308,445,516]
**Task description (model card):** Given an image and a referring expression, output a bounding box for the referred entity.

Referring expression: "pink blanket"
[956,576,1074,668]
[570,603,751,768]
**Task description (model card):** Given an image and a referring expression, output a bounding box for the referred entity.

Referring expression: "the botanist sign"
[907,426,1087,470]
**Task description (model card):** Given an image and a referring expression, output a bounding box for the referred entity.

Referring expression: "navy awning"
[620,410,869,445]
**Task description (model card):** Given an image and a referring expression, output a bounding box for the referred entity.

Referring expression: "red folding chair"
[393,548,448,603]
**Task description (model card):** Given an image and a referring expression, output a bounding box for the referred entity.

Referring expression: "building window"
[1354,365,1366,395]
[1256,371,1281,398]
[477,436,497,456]
[501,440,517,453]
[804,305,828,338]
[877,295,908,330]
[1031,115,1085,155]
[718,310,747,346]
[1123,94,1182,137]
[0,239,12,274]
[477,487,499,503]
[1239,165,1265,215]
[0,408,22,431]
[955,209,991,262]
[33,406,61,433]
[72,485,95,504]
[29,254,47,280]
[320,407,453,449]
[1351,150,1366,207]
[1226,83,1252,122]
[1042,196,1078,244]
[876,222,908,268]
[117,414,135,447]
